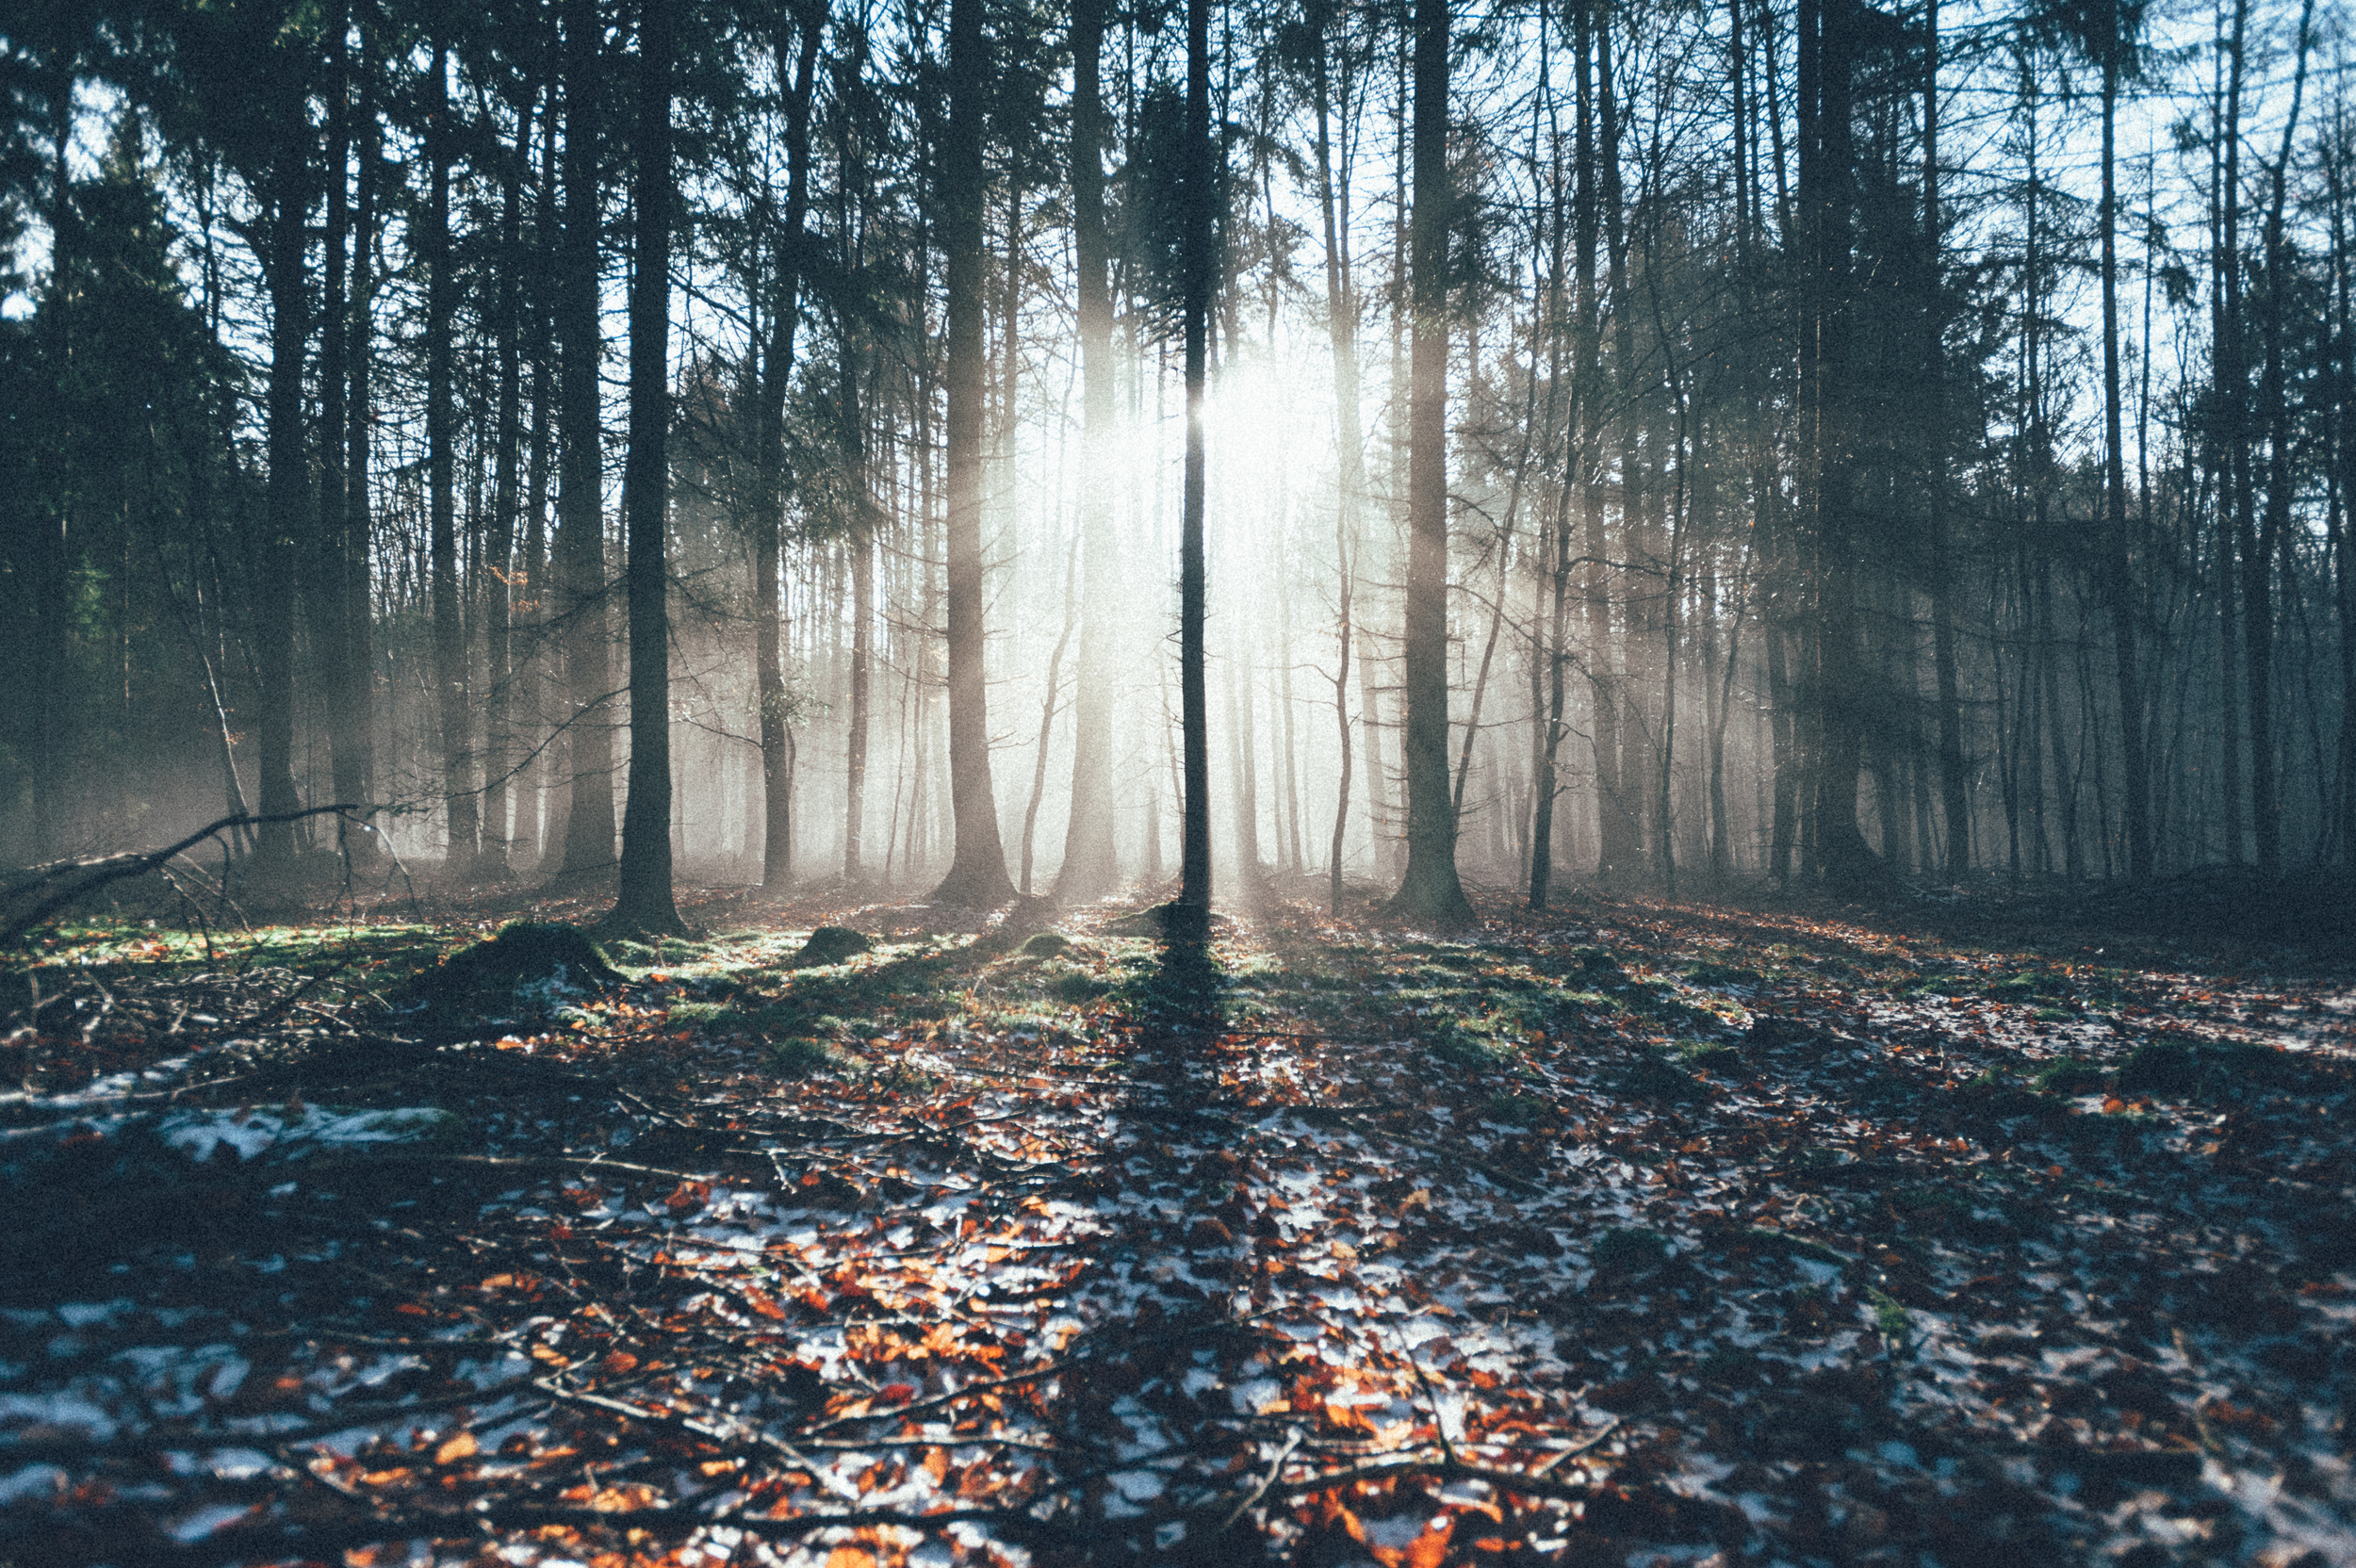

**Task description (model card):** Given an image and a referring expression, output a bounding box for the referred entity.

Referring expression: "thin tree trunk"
[1173,0,1213,934]
[2098,4,2150,880]
[427,20,476,873]
[318,0,362,861]
[484,84,532,875]
[254,143,308,867]
[1022,533,1079,895]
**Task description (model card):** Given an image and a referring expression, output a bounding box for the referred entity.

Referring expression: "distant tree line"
[0,0,2348,929]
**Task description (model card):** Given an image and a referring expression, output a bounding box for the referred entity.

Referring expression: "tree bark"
[317,0,363,862]
[932,0,1017,908]
[485,83,532,875]
[757,7,821,892]
[254,144,308,868]
[1172,0,1214,935]
[2098,1,2150,881]
[1386,0,1474,925]
[1055,0,1120,901]
[2248,0,2315,879]
[427,19,477,873]
[605,0,685,936]
[556,0,616,879]
[1800,0,1874,883]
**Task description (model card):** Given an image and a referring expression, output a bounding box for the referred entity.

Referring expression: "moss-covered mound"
[408,921,626,1030]
[793,926,875,968]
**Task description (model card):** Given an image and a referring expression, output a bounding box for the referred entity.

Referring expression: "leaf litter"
[0,885,2351,1566]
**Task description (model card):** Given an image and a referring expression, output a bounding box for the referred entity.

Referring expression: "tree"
[1170,0,1214,938]
[754,1,822,893]
[427,8,478,872]
[1054,0,1120,904]
[604,0,687,936]
[1385,0,1473,924]
[931,0,1017,909]
[553,0,616,879]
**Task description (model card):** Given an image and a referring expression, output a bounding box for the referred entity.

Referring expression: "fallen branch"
[1,805,361,946]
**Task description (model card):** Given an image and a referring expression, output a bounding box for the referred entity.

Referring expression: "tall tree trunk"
[254,152,308,869]
[1800,0,1873,881]
[1922,0,1969,879]
[605,0,685,935]
[1172,0,1213,934]
[427,21,477,872]
[518,95,558,866]
[1536,0,1594,908]
[345,39,380,860]
[2249,0,2315,878]
[484,85,532,875]
[932,0,1017,907]
[758,7,821,891]
[1056,0,1120,900]
[317,0,361,858]
[2098,3,2150,880]
[2215,0,2250,863]
[1388,0,1474,924]
[557,0,616,878]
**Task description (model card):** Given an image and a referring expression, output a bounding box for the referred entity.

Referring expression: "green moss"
[1591,1226,1671,1274]
[2034,1058,2107,1096]
[1675,1040,1745,1076]
[1684,960,1764,988]
[767,1037,837,1077]
[1615,1051,1706,1102]
[1868,1286,1912,1342]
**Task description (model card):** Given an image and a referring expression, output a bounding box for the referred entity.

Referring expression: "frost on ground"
[0,884,2350,1566]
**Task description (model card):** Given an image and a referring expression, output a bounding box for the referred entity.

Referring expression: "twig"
[1,805,359,947]
[1221,1426,1305,1530]
[1264,1448,1595,1506]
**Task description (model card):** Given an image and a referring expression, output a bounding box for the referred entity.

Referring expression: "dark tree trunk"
[427,20,477,872]
[1800,0,1874,882]
[1387,0,1473,925]
[345,46,380,861]
[2249,0,2315,878]
[1172,0,1213,935]
[484,84,533,875]
[1055,0,1120,902]
[605,0,685,936]
[932,0,1016,908]
[757,8,821,892]
[557,0,616,878]
[1312,8,1361,915]
[254,150,307,868]
[2098,8,2150,881]
[1921,0,1968,879]
[317,0,362,859]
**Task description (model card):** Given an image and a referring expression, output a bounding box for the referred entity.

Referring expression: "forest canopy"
[0,0,2348,921]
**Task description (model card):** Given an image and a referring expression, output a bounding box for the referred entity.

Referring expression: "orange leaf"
[742,1288,787,1320]
[1403,1517,1456,1568]
[434,1431,478,1465]
[825,1548,877,1568]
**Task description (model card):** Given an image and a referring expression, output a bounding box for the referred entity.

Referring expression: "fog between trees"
[2,0,2349,924]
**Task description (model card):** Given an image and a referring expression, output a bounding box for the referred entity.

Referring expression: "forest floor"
[2,870,2353,1568]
